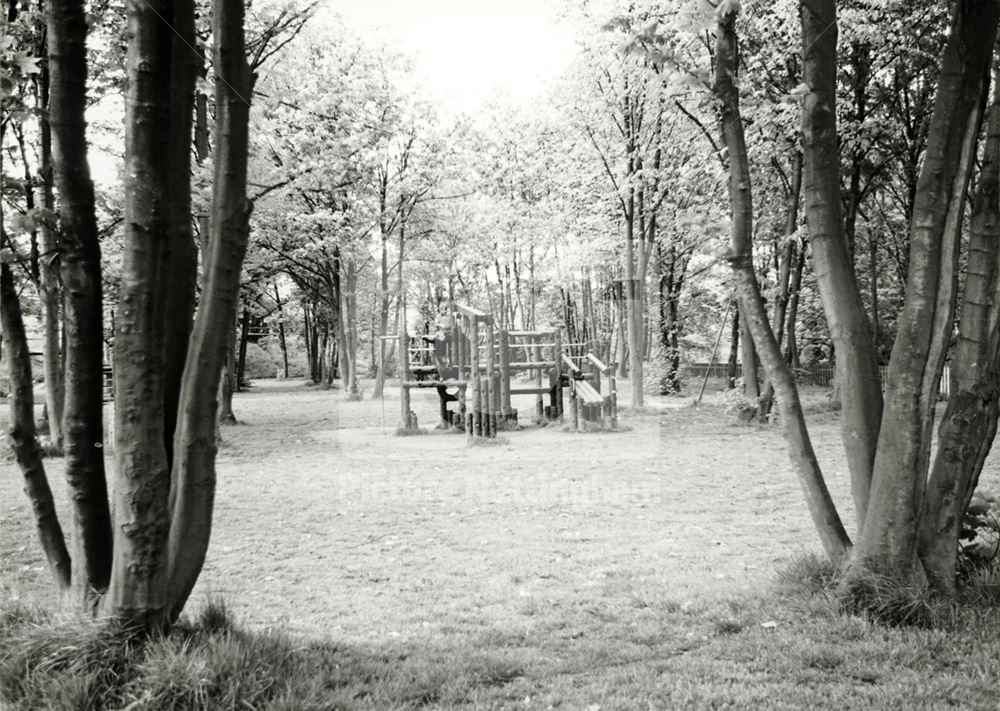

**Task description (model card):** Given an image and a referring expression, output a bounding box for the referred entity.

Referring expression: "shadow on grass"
[0,600,525,711]
[4,575,1000,710]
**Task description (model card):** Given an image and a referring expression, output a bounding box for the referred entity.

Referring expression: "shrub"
[958,490,1000,582]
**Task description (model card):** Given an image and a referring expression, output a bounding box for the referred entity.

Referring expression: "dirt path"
[2,380,995,646]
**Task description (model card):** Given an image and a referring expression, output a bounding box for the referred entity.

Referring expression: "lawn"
[2,379,998,710]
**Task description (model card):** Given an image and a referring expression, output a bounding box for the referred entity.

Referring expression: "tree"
[3,0,255,629]
[714,0,850,561]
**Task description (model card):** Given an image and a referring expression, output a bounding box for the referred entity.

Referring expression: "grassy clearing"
[2,380,999,709]
[3,575,999,710]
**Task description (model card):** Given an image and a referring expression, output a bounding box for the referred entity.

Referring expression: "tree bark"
[236,306,250,390]
[218,330,238,423]
[48,0,113,607]
[716,5,850,561]
[166,0,253,620]
[739,303,759,402]
[760,152,803,417]
[727,300,739,388]
[162,0,198,469]
[36,67,65,451]
[785,244,805,368]
[860,0,998,580]
[800,0,883,530]
[106,0,177,625]
[2,260,71,590]
[372,178,392,399]
[274,282,289,378]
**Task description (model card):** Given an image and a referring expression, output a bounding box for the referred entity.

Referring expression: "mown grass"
[3,566,998,711]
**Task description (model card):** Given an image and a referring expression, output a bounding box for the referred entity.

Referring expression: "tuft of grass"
[0,611,145,710]
[711,617,745,635]
[194,597,235,635]
[775,553,840,598]
[839,571,941,628]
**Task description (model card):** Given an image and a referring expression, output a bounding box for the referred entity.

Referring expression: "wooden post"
[468,316,480,440]
[552,327,563,420]
[485,322,498,436]
[571,381,580,431]
[498,329,511,419]
[533,334,543,418]
[399,327,411,430]
[609,363,618,430]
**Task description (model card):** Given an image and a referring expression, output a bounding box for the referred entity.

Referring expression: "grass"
[2,578,999,710]
[4,380,1000,709]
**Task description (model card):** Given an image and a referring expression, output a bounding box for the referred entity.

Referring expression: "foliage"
[718,379,758,424]
[958,491,1000,581]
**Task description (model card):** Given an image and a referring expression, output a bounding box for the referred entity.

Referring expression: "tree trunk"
[274,283,289,378]
[785,245,805,368]
[235,306,250,390]
[2,260,72,589]
[716,4,851,561]
[861,0,999,580]
[48,0,113,608]
[106,0,178,625]
[625,205,644,407]
[801,0,883,530]
[166,0,252,620]
[372,177,392,399]
[218,319,237,424]
[615,280,628,379]
[739,304,759,402]
[760,152,803,417]
[918,92,1000,592]
[162,0,198,469]
[36,67,65,452]
[727,301,739,388]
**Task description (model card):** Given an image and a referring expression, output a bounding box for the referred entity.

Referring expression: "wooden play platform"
[396,303,617,439]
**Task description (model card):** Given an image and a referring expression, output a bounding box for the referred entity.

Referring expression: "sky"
[323,0,580,113]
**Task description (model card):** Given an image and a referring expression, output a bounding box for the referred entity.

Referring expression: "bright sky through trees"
[326,0,578,112]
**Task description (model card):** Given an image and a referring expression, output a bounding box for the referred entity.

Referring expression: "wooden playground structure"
[397,303,618,439]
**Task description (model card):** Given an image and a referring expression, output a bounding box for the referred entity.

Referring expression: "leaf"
[14,52,42,75]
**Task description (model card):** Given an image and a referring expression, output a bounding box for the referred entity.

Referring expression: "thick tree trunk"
[162,0,198,469]
[48,0,113,608]
[716,6,850,561]
[800,0,883,530]
[859,0,998,581]
[166,0,252,620]
[2,260,71,589]
[106,0,177,625]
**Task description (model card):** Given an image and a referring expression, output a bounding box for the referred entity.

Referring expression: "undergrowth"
[777,552,1000,630]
